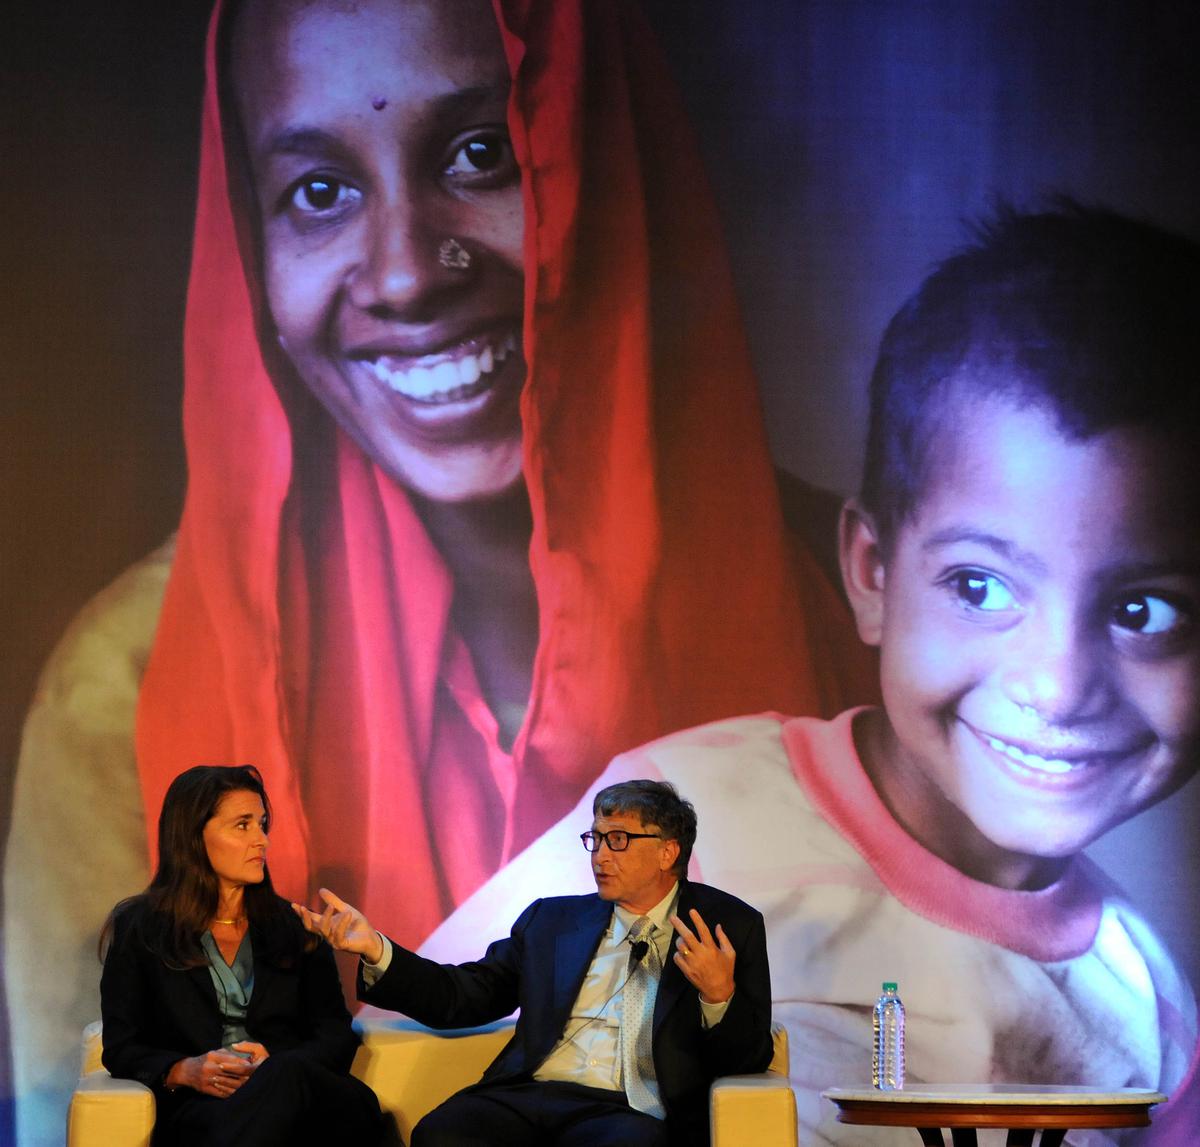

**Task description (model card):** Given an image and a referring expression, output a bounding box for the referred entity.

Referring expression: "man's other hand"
[669,908,735,1004]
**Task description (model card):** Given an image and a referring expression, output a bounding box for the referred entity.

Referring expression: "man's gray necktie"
[620,916,665,1118]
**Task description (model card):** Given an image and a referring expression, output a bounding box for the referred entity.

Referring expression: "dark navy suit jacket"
[359,880,773,1145]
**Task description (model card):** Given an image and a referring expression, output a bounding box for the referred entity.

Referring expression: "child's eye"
[947,570,1017,612]
[1111,593,1188,636]
[444,130,518,186]
[285,175,362,217]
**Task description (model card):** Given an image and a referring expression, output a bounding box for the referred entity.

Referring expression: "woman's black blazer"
[100,896,359,1096]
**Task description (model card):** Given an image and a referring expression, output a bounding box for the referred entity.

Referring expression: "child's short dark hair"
[860,201,1200,550]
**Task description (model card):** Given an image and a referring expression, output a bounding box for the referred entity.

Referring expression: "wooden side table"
[822,1083,1166,1146]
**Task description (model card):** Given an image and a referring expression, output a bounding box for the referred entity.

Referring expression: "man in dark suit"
[296,779,773,1146]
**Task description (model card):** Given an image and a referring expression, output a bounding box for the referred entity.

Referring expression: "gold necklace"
[212,916,245,926]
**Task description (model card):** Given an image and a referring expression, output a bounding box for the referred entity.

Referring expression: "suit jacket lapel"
[244,930,271,1027]
[185,962,219,1010]
[653,882,694,1037]
[552,897,612,1020]
[183,960,224,1051]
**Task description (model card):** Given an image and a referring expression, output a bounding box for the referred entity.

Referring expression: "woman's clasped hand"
[166,1043,268,1098]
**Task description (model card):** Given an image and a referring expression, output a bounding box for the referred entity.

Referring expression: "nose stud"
[438,238,472,271]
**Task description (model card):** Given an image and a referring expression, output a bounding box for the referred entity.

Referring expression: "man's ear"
[838,498,887,647]
[660,838,680,874]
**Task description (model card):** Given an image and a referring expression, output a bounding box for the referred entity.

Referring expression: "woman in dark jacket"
[100,765,381,1146]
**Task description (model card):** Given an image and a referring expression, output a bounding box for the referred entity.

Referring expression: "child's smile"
[846,391,1200,889]
[960,716,1155,782]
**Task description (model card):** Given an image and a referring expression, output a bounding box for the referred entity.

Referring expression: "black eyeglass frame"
[579,829,663,853]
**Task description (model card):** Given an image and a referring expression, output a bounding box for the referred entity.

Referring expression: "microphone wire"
[552,932,654,1051]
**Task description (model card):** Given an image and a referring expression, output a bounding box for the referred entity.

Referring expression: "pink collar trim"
[782,709,1106,962]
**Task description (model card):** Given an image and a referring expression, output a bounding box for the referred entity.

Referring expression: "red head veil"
[136,0,871,949]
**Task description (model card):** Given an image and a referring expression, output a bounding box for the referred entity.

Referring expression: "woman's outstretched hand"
[292,887,385,964]
[166,1047,256,1098]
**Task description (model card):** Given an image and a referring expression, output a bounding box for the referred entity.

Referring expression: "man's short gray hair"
[593,779,697,878]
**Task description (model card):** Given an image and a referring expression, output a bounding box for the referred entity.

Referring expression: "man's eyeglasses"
[580,830,662,853]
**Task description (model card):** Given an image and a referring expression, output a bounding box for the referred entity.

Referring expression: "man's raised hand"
[292,888,385,964]
[669,909,736,1005]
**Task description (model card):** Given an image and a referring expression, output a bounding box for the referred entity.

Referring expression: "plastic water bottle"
[872,981,905,1090]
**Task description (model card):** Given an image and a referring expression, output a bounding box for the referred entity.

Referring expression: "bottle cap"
[882,982,898,992]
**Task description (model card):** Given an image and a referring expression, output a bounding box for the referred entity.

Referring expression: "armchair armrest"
[68,1021,155,1147]
[67,1072,155,1147]
[709,1021,796,1147]
[710,1074,797,1146]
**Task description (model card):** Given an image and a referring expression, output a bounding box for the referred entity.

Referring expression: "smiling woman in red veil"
[3,1,873,1140]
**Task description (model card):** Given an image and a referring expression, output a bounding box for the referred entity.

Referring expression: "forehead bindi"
[230,0,509,145]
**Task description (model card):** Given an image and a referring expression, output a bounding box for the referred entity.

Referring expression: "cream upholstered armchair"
[69,1017,796,1146]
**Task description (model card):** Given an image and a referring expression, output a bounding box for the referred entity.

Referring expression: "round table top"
[821,1085,1166,1130]
[822,1085,1166,1107]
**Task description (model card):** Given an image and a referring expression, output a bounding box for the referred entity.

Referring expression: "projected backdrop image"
[3,1,1199,1145]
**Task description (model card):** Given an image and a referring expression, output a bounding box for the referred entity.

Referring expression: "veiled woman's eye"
[444,131,518,185]
[459,138,503,171]
[288,176,361,215]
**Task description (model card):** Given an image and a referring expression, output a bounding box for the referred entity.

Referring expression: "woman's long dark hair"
[102,765,307,969]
